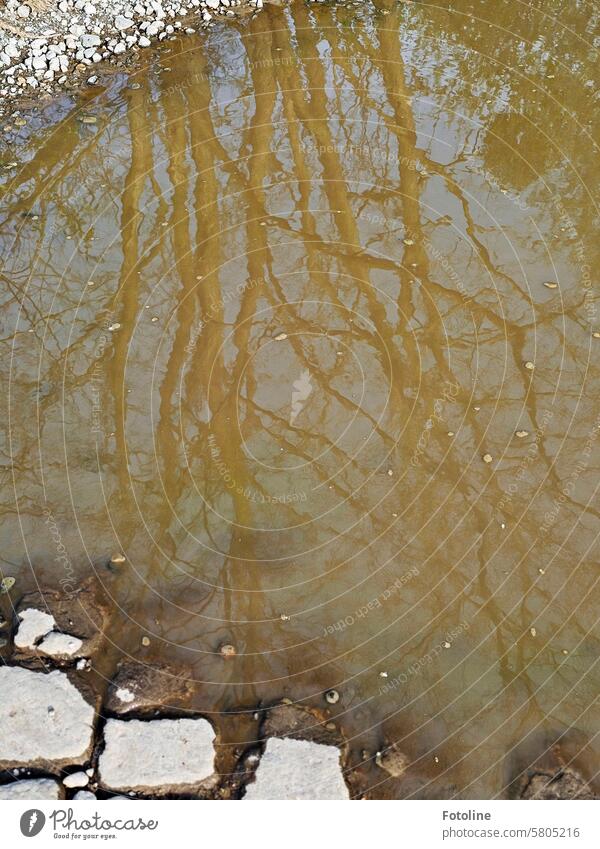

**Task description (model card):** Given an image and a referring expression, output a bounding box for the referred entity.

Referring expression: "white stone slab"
[14,608,55,648]
[98,718,215,791]
[0,778,61,800]
[38,631,83,657]
[0,667,95,768]
[244,738,349,800]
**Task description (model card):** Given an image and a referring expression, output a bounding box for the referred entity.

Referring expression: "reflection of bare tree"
[1,0,599,794]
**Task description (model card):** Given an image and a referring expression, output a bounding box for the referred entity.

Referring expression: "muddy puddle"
[1,0,599,798]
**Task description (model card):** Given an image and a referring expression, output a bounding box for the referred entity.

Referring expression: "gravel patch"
[0,0,265,109]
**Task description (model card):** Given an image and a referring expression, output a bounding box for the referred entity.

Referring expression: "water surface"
[1,0,599,798]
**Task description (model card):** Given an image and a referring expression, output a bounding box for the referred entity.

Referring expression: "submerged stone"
[375,743,408,778]
[105,660,193,715]
[244,738,348,800]
[521,768,596,800]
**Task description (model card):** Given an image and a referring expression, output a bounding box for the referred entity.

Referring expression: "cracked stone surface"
[244,738,349,800]
[98,718,216,793]
[0,667,95,770]
[0,778,61,800]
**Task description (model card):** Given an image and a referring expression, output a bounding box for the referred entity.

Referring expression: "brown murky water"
[1,0,599,798]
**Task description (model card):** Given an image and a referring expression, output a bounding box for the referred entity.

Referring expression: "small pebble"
[0,577,15,593]
[63,771,88,789]
[110,552,126,565]
[482,453,493,463]
[274,332,287,341]
[141,636,151,647]
[543,281,558,289]
[530,627,537,637]
[220,643,236,658]
[515,430,529,438]
[325,689,340,704]
[524,361,535,370]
